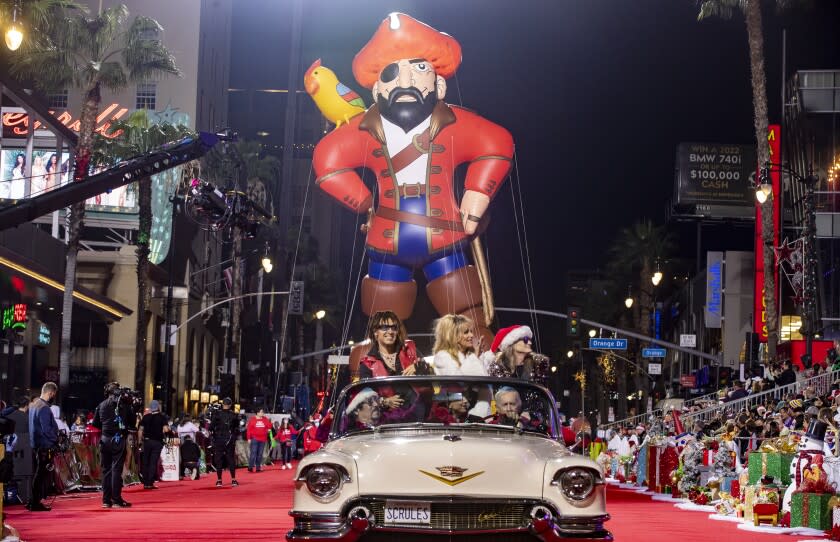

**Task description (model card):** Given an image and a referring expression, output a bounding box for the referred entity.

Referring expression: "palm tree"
[608,220,675,413]
[696,0,804,359]
[10,4,180,389]
[94,110,195,394]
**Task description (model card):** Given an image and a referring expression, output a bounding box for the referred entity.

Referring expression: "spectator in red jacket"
[302,417,323,456]
[245,409,271,472]
[277,418,298,470]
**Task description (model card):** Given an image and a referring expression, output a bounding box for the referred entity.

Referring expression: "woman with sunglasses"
[486,325,548,382]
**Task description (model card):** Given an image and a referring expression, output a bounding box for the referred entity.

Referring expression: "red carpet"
[606,485,824,542]
[5,464,296,542]
[5,469,828,541]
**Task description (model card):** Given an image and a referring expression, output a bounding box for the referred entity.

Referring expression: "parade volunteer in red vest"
[312,13,514,344]
[246,408,271,473]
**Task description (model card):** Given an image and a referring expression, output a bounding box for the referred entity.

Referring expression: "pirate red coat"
[313,101,514,254]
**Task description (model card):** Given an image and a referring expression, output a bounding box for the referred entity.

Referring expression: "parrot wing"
[336,82,365,109]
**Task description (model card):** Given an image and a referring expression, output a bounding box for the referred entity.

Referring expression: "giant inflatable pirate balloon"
[312,13,514,342]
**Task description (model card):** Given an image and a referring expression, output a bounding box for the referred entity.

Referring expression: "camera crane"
[0,131,233,231]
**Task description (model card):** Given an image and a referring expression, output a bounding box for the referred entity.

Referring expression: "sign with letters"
[680,334,697,348]
[674,142,756,208]
[589,338,628,350]
[648,363,662,375]
[289,281,304,315]
[705,251,723,329]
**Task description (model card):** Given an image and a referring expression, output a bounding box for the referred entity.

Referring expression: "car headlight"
[305,465,344,500]
[554,468,596,502]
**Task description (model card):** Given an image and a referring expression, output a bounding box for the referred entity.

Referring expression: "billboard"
[674,142,757,209]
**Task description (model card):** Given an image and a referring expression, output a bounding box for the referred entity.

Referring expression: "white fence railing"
[681,370,839,426]
[599,370,839,434]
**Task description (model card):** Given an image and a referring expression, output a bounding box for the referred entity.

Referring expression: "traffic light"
[567,307,581,337]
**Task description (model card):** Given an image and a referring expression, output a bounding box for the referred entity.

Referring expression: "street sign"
[680,334,697,348]
[648,363,662,375]
[680,375,697,387]
[289,280,304,315]
[589,338,628,350]
[327,355,349,365]
[642,347,667,358]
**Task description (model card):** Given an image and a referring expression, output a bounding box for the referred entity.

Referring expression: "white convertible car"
[287,376,611,541]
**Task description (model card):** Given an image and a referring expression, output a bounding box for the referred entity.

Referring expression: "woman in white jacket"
[432,314,487,376]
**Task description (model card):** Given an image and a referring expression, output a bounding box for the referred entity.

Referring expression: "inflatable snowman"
[782,420,827,512]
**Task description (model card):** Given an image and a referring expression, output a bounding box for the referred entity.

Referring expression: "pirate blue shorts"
[367,196,468,282]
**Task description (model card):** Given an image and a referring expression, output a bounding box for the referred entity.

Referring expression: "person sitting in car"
[345,388,383,429]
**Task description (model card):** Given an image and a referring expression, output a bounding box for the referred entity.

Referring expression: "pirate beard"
[377,87,438,132]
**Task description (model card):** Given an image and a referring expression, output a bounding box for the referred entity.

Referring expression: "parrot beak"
[304,58,321,95]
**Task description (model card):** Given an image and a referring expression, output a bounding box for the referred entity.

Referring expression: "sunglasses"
[520,337,533,345]
[377,324,398,332]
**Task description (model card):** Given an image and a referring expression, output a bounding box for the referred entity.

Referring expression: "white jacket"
[433,350,488,376]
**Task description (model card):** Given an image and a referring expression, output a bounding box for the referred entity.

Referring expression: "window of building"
[47,90,68,109]
[136,82,157,110]
[138,26,160,42]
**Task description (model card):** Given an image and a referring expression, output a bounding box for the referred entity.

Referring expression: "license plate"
[384,500,431,525]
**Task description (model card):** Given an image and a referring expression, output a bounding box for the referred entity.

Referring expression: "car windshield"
[332,376,557,439]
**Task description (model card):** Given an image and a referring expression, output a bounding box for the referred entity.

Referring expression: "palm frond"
[98,61,128,91]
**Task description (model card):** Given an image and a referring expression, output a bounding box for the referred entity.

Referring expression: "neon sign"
[1,103,128,139]
[2,303,27,330]
[38,323,51,345]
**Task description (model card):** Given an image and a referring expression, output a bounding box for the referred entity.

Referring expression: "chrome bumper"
[287,509,611,541]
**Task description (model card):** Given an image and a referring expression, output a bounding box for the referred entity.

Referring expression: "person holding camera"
[27,382,58,512]
[92,382,136,508]
[209,397,239,487]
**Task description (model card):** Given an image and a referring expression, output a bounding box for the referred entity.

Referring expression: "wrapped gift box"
[791,492,833,531]
[730,480,740,502]
[703,449,715,466]
[637,445,648,486]
[747,452,794,485]
[646,445,678,492]
[744,486,757,522]
[721,475,737,494]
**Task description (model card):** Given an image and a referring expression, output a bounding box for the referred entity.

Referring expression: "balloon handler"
[312,13,514,351]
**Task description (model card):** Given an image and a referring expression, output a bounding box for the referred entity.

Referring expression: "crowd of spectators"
[604,358,840,464]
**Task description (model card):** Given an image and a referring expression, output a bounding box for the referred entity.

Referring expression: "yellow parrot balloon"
[304,59,366,128]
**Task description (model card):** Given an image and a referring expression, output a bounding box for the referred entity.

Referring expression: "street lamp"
[651,261,663,286]
[755,176,773,203]
[566,350,574,359]
[5,3,23,52]
[261,242,273,273]
[315,309,326,320]
[624,285,634,309]
[588,329,597,338]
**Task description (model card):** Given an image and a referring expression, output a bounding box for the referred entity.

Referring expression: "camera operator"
[209,397,239,487]
[138,399,170,490]
[92,382,136,508]
[27,382,58,512]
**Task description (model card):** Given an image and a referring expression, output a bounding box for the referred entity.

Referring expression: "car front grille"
[360,533,538,542]
[359,499,539,531]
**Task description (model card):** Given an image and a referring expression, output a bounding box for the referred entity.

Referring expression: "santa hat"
[345,388,379,416]
[490,325,533,353]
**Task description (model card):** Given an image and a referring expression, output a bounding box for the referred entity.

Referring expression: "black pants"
[141,439,163,486]
[100,435,127,504]
[212,439,236,480]
[31,448,52,504]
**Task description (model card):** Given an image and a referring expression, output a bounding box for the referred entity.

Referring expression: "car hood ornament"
[419,465,485,486]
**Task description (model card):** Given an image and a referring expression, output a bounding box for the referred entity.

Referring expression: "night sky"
[230,0,840,348]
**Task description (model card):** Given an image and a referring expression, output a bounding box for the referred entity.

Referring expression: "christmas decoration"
[678,440,704,494]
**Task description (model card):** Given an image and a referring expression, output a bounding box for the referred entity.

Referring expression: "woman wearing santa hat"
[485,325,549,384]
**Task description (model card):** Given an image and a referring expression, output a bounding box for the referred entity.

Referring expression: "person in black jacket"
[92,382,136,508]
[776,361,797,387]
[209,397,239,487]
